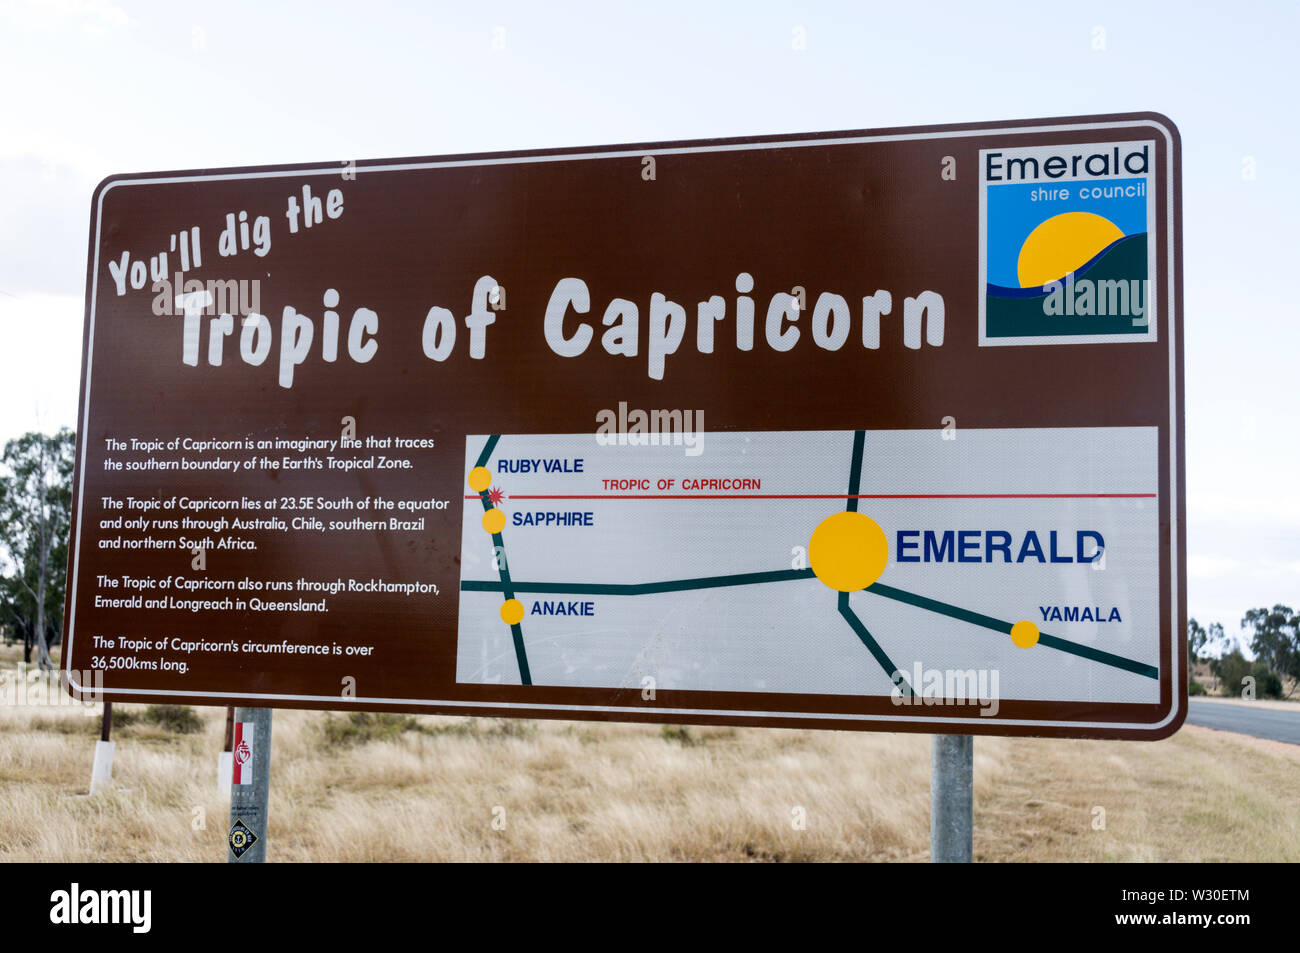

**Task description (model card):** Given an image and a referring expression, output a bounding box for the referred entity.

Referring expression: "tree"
[1242,605,1300,698]
[1206,621,1229,657]
[0,429,75,670]
[1188,618,1209,666]
[1204,622,1234,691]
[1187,618,1230,690]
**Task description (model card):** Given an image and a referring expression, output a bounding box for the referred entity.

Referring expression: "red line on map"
[462,493,1157,501]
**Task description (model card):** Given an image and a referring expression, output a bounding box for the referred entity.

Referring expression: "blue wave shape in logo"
[986,233,1145,298]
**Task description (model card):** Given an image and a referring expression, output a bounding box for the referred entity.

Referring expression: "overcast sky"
[0,0,1295,641]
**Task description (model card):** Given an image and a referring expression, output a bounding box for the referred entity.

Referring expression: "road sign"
[62,113,1184,738]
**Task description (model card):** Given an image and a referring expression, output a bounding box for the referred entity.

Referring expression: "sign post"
[227,707,271,863]
[930,734,973,862]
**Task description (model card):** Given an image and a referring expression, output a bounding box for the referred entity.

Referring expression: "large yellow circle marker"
[1017,211,1124,288]
[808,511,890,592]
[1010,620,1040,649]
[481,508,506,534]
[468,466,492,492]
[500,599,525,625]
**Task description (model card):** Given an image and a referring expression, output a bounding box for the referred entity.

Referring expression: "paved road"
[1186,699,1300,745]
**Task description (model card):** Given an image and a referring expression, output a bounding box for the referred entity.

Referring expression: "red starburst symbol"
[487,486,506,506]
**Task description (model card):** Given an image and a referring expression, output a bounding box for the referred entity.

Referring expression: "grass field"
[1,648,1297,862]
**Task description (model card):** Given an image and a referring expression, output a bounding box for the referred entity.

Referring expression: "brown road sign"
[63,113,1184,738]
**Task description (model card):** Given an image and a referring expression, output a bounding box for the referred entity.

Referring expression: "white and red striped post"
[227,707,272,863]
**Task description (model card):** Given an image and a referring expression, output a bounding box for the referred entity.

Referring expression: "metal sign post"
[930,734,973,863]
[227,707,272,863]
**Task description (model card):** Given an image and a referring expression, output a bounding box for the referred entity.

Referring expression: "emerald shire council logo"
[978,140,1157,346]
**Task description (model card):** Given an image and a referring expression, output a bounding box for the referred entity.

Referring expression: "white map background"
[457,428,1161,704]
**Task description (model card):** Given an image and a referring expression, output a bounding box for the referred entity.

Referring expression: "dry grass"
[1,646,1297,861]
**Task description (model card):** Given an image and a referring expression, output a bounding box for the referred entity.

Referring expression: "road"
[1186,699,1300,745]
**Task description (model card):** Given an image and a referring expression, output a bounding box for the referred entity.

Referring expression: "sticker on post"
[228,818,258,859]
[231,721,254,785]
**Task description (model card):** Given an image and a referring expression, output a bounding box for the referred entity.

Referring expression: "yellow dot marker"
[808,511,890,592]
[1010,620,1040,649]
[481,508,506,534]
[468,466,492,493]
[500,599,525,625]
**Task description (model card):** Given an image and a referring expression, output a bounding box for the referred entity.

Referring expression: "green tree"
[1206,623,1236,689]
[0,429,75,670]
[1193,621,1227,690]
[1188,618,1208,665]
[1241,605,1300,698]
[1206,621,1228,657]
[1214,650,1252,697]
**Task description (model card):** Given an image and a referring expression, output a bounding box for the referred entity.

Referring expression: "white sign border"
[66,117,1182,736]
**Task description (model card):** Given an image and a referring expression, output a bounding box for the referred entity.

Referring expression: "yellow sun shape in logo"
[1017,211,1124,288]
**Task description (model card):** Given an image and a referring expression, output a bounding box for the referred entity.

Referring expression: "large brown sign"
[63,113,1185,738]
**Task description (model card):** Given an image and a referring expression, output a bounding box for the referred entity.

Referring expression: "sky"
[0,0,1296,644]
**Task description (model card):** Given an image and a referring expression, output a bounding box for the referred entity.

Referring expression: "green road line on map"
[828,429,925,695]
[461,569,1156,682]
[865,581,1159,680]
[839,592,914,696]
[475,434,531,686]
[461,568,816,597]
[845,429,865,514]
[488,526,531,687]
[507,621,530,685]
[474,434,501,469]
[868,581,1012,635]
[832,427,908,689]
